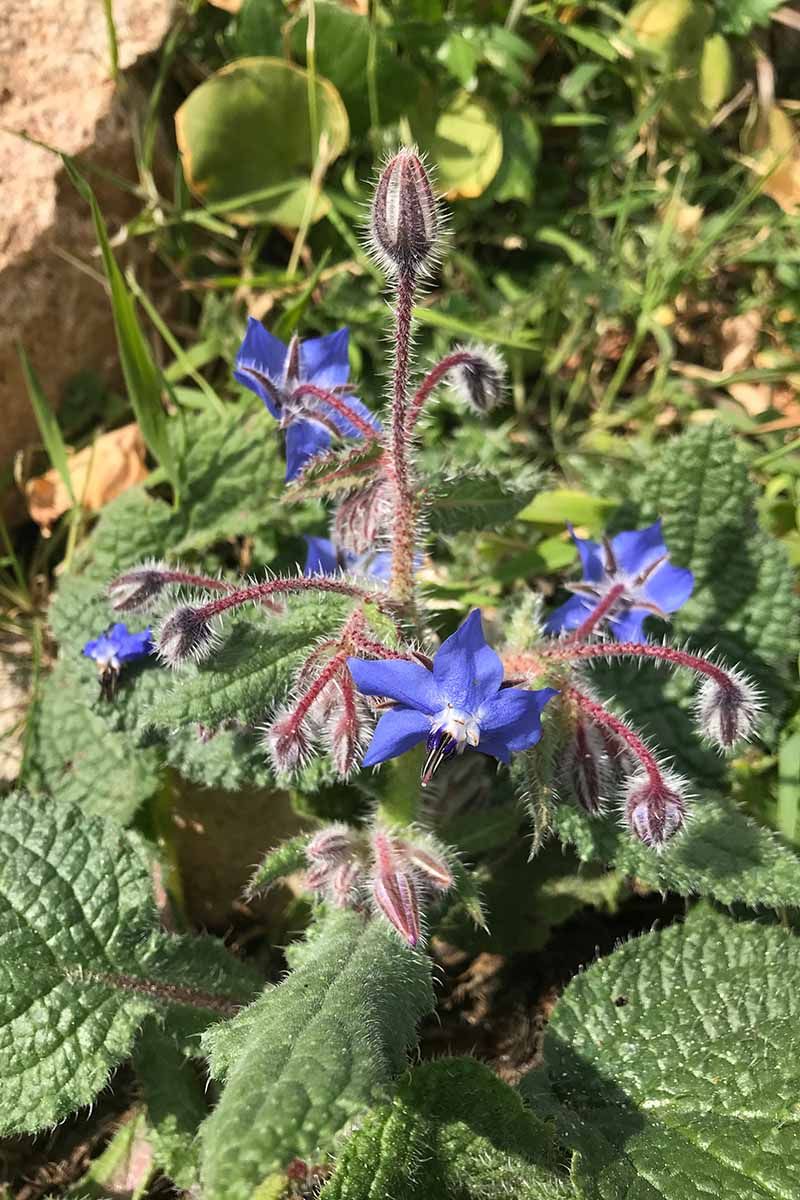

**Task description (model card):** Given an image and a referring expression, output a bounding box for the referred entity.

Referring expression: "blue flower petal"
[303,536,340,576]
[347,658,442,715]
[284,420,331,482]
[643,562,694,613]
[83,634,113,662]
[233,318,287,418]
[543,593,593,635]
[300,328,351,390]
[611,520,667,576]
[362,705,430,767]
[479,686,557,753]
[568,524,604,582]
[608,608,648,643]
[432,609,504,710]
[84,623,152,665]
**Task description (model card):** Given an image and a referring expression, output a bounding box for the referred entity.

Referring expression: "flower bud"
[561,720,609,816]
[624,770,689,848]
[695,670,762,750]
[399,840,453,892]
[370,148,439,278]
[156,605,217,667]
[330,860,364,908]
[108,562,170,613]
[448,345,506,414]
[370,830,421,946]
[333,482,391,557]
[264,709,312,774]
[307,823,355,864]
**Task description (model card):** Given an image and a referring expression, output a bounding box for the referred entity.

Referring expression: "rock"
[0,0,174,485]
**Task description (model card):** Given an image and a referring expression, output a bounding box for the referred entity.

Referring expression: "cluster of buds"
[302,823,454,947]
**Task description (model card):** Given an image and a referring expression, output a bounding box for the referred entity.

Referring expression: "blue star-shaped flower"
[303,535,393,583]
[234,318,381,481]
[545,520,694,643]
[348,609,556,783]
[83,623,153,668]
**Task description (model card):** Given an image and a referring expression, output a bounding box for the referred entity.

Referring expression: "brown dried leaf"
[24,423,148,535]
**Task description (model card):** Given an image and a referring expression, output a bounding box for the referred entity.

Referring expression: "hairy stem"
[87,972,246,1017]
[290,383,381,441]
[388,269,419,604]
[405,350,473,435]
[349,632,420,662]
[567,582,626,641]
[195,576,392,620]
[541,639,739,694]
[566,684,662,786]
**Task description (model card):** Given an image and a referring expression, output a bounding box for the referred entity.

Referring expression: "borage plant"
[7,151,800,1200]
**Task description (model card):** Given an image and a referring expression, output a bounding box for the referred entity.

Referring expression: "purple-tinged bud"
[370,147,439,278]
[307,823,356,864]
[448,344,506,414]
[399,841,454,892]
[325,679,369,779]
[108,562,170,613]
[330,860,364,908]
[695,669,762,750]
[264,709,312,774]
[305,861,335,893]
[370,830,421,946]
[623,770,689,848]
[333,482,392,557]
[563,720,609,816]
[156,606,217,667]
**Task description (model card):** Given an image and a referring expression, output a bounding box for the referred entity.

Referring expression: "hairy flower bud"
[307,823,355,864]
[695,669,762,750]
[264,709,312,774]
[156,606,217,667]
[401,842,454,892]
[108,562,170,613]
[370,148,439,278]
[333,482,392,557]
[448,345,506,414]
[330,860,364,908]
[370,830,422,946]
[561,720,610,816]
[624,770,689,848]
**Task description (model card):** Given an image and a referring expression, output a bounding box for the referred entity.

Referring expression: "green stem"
[101,0,119,83]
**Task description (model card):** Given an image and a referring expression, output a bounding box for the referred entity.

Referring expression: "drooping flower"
[545,520,694,643]
[348,609,556,784]
[234,319,380,481]
[83,622,153,700]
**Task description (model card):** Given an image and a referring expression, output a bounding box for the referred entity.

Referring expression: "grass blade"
[16,343,75,504]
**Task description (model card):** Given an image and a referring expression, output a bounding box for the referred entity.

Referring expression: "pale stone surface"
[0,0,174,478]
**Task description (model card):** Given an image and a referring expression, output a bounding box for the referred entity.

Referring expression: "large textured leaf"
[322,1058,570,1200]
[0,793,257,1134]
[145,596,351,730]
[554,791,800,907]
[176,58,349,227]
[426,471,540,536]
[134,1021,207,1190]
[520,906,800,1199]
[23,662,162,823]
[200,909,435,1200]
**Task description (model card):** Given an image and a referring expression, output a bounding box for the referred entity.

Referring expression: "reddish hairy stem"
[566,684,662,786]
[541,640,737,693]
[195,577,391,620]
[290,383,381,442]
[349,632,420,662]
[567,582,626,642]
[389,270,419,604]
[157,571,237,593]
[289,650,349,727]
[405,350,473,435]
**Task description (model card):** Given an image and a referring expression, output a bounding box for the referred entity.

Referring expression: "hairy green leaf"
[246,834,311,898]
[520,906,800,1199]
[134,1021,207,1190]
[554,791,800,907]
[0,793,257,1134]
[200,909,435,1199]
[322,1058,570,1200]
[426,471,540,536]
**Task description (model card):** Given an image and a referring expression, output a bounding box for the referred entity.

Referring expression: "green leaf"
[321,1058,570,1200]
[427,471,540,535]
[0,792,257,1134]
[555,791,800,907]
[713,0,784,35]
[245,834,311,898]
[134,1021,207,1190]
[521,906,800,1199]
[414,90,504,200]
[144,595,351,730]
[518,488,617,529]
[18,343,75,503]
[200,909,435,1199]
[63,157,180,500]
[175,58,349,227]
[23,661,162,823]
